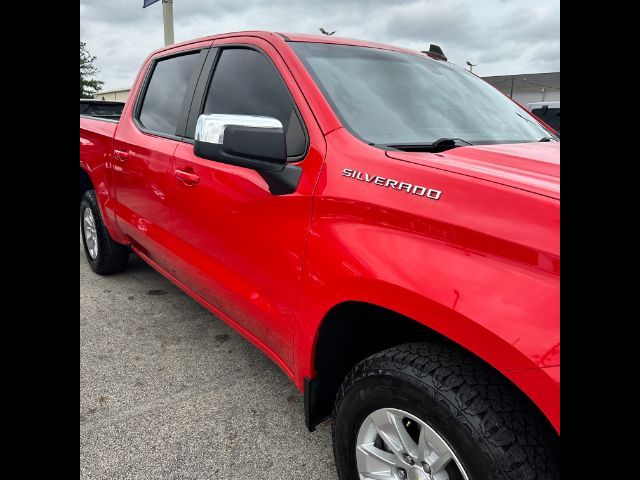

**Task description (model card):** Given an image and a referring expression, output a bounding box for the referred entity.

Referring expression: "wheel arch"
[80,165,94,201]
[303,298,559,435]
[79,161,128,245]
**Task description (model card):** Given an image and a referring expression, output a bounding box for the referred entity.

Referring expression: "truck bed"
[80,99,125,121]
[80,116,118,170]
[80,113,121,121]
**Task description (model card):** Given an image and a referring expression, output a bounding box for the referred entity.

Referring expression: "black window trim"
[183,47,220,144]
[132,48,210,142]
[184,43,309,162]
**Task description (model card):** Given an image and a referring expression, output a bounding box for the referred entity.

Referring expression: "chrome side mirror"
[194,114,287,170]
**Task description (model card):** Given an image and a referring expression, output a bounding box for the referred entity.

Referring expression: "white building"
[482,72,560,105]
[93,87,131,102]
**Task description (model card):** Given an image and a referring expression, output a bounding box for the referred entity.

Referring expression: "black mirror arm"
[259,164,303,195]
[194,141,286,173]
[194,141,303,195]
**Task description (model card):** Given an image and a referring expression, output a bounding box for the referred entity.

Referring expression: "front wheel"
[332,343,559,480]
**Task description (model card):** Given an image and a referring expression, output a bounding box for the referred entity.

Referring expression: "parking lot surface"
[80,239,337,479]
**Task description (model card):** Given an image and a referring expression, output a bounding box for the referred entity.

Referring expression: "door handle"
[113,149,129,162]
[174,168,200,186]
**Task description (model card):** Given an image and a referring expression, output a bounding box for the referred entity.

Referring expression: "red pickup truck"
[80,31,559,480]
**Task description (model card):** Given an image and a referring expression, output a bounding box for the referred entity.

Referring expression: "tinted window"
[203,48,305,157]
[139,53,200,135]
[532,107,560,131]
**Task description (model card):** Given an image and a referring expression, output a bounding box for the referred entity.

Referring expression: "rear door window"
[138,52,201,136]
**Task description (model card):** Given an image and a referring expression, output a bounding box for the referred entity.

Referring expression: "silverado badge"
[342,168,442,200]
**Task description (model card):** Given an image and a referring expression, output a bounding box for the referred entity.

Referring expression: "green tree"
[80,42,104,98]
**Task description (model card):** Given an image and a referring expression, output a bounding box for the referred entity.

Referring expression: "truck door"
[111,47,209,272]
[169,39,325,368]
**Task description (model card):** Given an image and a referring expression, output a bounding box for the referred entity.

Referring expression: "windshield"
[290,42,555,146]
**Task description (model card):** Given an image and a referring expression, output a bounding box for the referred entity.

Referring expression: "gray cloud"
[379,2,476,45]
[80,0,559,91]
[498,4,560,43]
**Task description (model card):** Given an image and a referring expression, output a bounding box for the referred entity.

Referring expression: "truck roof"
[148,30,420,58]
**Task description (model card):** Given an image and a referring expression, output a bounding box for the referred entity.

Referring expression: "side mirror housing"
[193,113,302,195]
[194,114,286,172]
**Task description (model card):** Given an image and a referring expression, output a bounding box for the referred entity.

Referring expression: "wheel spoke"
[418,424,455,474]
[369,409,418,458]
[356,442,401,479]
[83,208,99,259]
[359,472,396,480]
[432,470,451,480]
[389,412,419,458]
[430,450,453,474]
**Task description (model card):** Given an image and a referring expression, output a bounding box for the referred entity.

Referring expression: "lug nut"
[398,468,407,479]
[404,454,415,465]
[422,462,431,474]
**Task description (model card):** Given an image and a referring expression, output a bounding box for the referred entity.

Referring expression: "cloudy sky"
[80,0,559,92]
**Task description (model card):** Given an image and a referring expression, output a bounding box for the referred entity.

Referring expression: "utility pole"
[466,61,477,73]
[162,0,174,46]
[509,76,515,98]
[143,0,174,45]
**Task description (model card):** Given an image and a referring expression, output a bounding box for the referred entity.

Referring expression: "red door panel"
[111,45,210,273]
[170,145,320,365]
[111,134,178,268]
[167,37,326,368]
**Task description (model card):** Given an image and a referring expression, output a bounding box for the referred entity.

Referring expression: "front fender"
[294,130,559,429]
[294,222,559,429]
[295,230,559,380]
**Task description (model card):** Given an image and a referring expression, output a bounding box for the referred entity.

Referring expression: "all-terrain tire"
[80,190,129,275]
[332,342,559,480]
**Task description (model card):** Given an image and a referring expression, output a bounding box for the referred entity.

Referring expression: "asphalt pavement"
[80,238,337,479]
